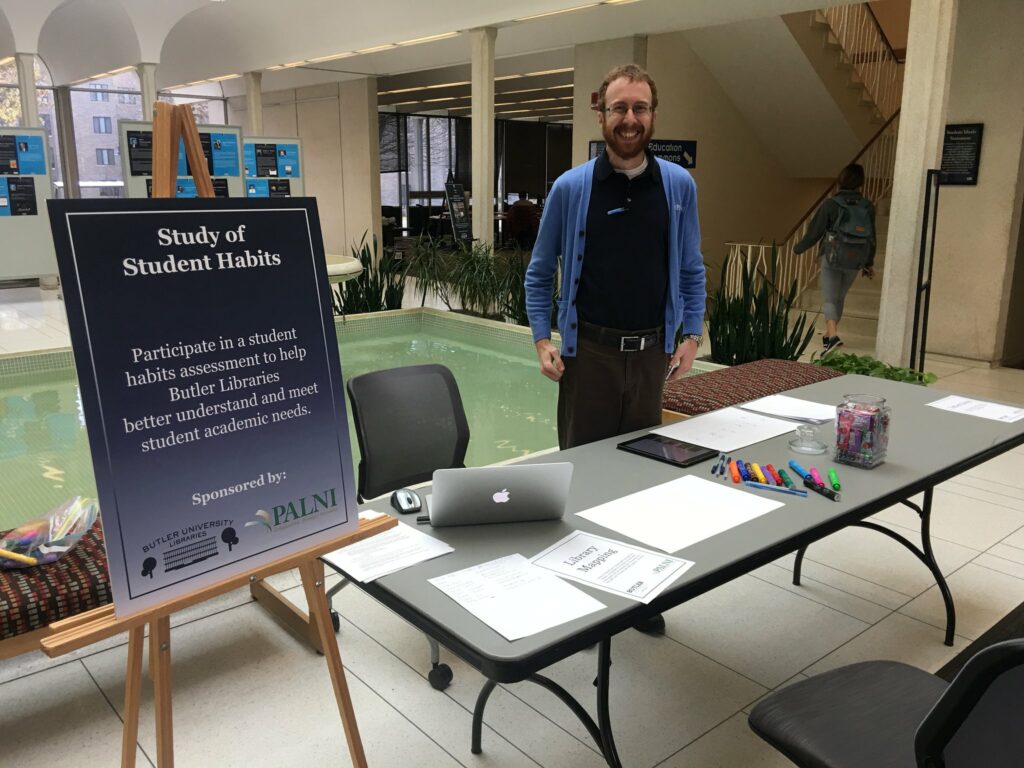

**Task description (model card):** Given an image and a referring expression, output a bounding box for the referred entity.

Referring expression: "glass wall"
[69,71,143,198]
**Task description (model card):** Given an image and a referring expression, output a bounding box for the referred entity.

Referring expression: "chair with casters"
[747,638,1024,767]
[324,363,469,691]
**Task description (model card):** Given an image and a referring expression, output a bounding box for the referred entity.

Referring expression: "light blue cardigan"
[524,156,706,356]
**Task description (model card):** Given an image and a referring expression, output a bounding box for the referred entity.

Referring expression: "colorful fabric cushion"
[664,359,843,416]
[0,520,111,641]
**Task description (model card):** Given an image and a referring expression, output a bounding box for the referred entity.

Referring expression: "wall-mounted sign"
[0,177,38,216]
[244,142,301,178]
[444,181,472,244]
[48,198,358,615]
[589,139,697,169]
[146,178,230,199]
[246,179,293,198]
[0,126,56,280]
[0,134,47,175]
[940,123,984,186]
[120,122,245,198]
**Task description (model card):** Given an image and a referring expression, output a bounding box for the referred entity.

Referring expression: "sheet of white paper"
[531,531,694,604]
[738,394,836,424]
[322,522,453,582]
[652,407,799,452]
[577,475,784,553]
[429,554,605,641]
[927,395,1024,423]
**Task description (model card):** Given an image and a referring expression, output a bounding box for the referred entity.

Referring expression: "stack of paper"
[322,522,453,582]
[738,394,836,424]
[927,395,1024,423]
[429,554,605,641]
[652,407,798,452]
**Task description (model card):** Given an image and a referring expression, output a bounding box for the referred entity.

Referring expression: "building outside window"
[93,116,112,134]
[96,148,116,165]
[71,70,144,198]
[89,83,110,102]
[118,93,139,105]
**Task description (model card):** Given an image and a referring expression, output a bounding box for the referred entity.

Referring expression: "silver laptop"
[428,462,574,527]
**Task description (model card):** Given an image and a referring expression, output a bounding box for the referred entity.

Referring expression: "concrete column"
[338,77,382,252]
[572,36,647,165]
[244,71,263,136]
[874,0,958,366]
[15,53,40,127]
[470,27,496,246]
[54,86,81,199]
[137,63,158,119]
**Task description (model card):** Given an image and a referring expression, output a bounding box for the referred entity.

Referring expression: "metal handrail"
[724,111,900,301]
[821,4,903,119]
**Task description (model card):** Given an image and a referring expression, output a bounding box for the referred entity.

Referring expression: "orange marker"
[729,460,741,483]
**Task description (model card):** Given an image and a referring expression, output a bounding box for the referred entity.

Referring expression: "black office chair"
[325,364,470,690]
[748,638,1024,767]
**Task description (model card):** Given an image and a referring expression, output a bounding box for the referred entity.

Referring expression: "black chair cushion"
[749,661,948,768]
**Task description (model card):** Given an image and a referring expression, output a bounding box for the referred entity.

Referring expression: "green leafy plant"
[496,247,530,326]
[450,241,503,318]
[707,246,816,365]
[406,234,455,310]
[332,233,407,316]
[813,350,938,385]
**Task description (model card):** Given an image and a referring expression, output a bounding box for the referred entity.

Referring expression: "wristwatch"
[681,334,703,346]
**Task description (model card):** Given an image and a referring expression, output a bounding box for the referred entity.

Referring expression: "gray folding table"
[340,374,1024,767]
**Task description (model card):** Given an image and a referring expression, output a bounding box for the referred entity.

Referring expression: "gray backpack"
[822,195,873,270]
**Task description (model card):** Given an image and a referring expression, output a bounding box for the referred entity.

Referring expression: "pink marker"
[809,467,825,487]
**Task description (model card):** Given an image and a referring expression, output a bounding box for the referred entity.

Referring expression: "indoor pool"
[0,310,558,529]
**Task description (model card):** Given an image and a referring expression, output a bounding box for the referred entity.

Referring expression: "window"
[118,93,139,105]
[90,84,110,102]
[93,116,112,134]
[96,148,116,165]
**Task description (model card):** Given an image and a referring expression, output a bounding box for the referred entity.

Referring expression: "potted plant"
[332,233,407,317]
[706,245,816,365]
[813,350,937,385]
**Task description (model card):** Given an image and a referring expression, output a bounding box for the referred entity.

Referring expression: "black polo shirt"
[576,150,669,331]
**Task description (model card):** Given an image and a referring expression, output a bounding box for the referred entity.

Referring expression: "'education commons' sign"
[48,198,359,615]
[589,139,696,168]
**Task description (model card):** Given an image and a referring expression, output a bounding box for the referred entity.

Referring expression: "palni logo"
[244,487,338,532]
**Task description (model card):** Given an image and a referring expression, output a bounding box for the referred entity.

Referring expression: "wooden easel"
[41,103,395,768]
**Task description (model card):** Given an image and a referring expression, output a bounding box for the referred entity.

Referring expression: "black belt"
[578,321,663,352]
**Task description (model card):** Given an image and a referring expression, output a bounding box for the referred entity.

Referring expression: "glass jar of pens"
[834,394,891,469]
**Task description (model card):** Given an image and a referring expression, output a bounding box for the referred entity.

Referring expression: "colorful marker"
[828,468,841,491]
[809,467,825,487]
[765,464,784,486]
[777,469,796,489]
[788,459,810,479]
[751,463,768,484]
[729,460,741,483]
[742,462,754,482]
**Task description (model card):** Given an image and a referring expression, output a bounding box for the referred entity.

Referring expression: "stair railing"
[724,110,899,300]
[820,3,903,120]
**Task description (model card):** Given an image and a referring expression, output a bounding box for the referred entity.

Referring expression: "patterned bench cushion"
[664,359,843,416]
[0,521,111,642]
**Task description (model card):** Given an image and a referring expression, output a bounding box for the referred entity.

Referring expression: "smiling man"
[525,63,706,453]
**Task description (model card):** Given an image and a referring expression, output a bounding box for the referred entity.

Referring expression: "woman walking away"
[793,163,876,353]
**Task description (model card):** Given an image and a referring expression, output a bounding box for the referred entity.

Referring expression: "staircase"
[724,4,903,353]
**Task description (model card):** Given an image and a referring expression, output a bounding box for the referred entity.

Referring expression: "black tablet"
[616,434,718,468]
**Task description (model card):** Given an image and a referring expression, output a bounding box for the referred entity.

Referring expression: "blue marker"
[744,481,808,498]
[738,461,751,482]
[788,459,810,480]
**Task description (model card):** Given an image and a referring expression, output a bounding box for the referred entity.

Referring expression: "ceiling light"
[495,74,523,81]
[282,60,307,68]
[514,4,600,22]
[378,80,471,96]
[209,73,241,82]
[500,83,574,95]
[355,43,397,55]
[396,32,459,46]
[307,52,357,64]
[523,67,574,77]
[0,57,13,67]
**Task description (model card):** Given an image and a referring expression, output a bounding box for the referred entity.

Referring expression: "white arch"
[38,0,141,85]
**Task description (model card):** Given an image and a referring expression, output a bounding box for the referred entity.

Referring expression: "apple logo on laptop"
[493,488,510,504]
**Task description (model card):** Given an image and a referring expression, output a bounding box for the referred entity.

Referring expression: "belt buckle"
[619,335,643,352]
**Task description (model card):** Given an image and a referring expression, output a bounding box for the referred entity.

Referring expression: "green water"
[0,330,557,530]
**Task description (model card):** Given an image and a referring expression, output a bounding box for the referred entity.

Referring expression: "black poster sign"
[589,139,697,169]
[940,123,984,186]
[444,182,472,244]
[47,198,358,615]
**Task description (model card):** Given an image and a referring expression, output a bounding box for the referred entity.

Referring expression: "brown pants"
[558,333,670,450]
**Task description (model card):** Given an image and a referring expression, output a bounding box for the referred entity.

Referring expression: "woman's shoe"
[823,336,843,353]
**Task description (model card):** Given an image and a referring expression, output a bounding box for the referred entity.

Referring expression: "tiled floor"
[3,285,1024,767]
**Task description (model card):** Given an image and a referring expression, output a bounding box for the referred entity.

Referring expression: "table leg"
[596,638,622,768]
[470,679,496,754]
[909,488,956,645]
[792,545,809,586]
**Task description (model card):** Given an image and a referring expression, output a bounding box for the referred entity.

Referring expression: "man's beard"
[602,120,653,161]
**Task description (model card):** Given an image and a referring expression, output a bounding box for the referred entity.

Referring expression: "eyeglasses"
[603,102,652,117]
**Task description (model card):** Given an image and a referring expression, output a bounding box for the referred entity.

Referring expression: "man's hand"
[535,339,565,382]
[862,266,875,279]
[666,338,699,382]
